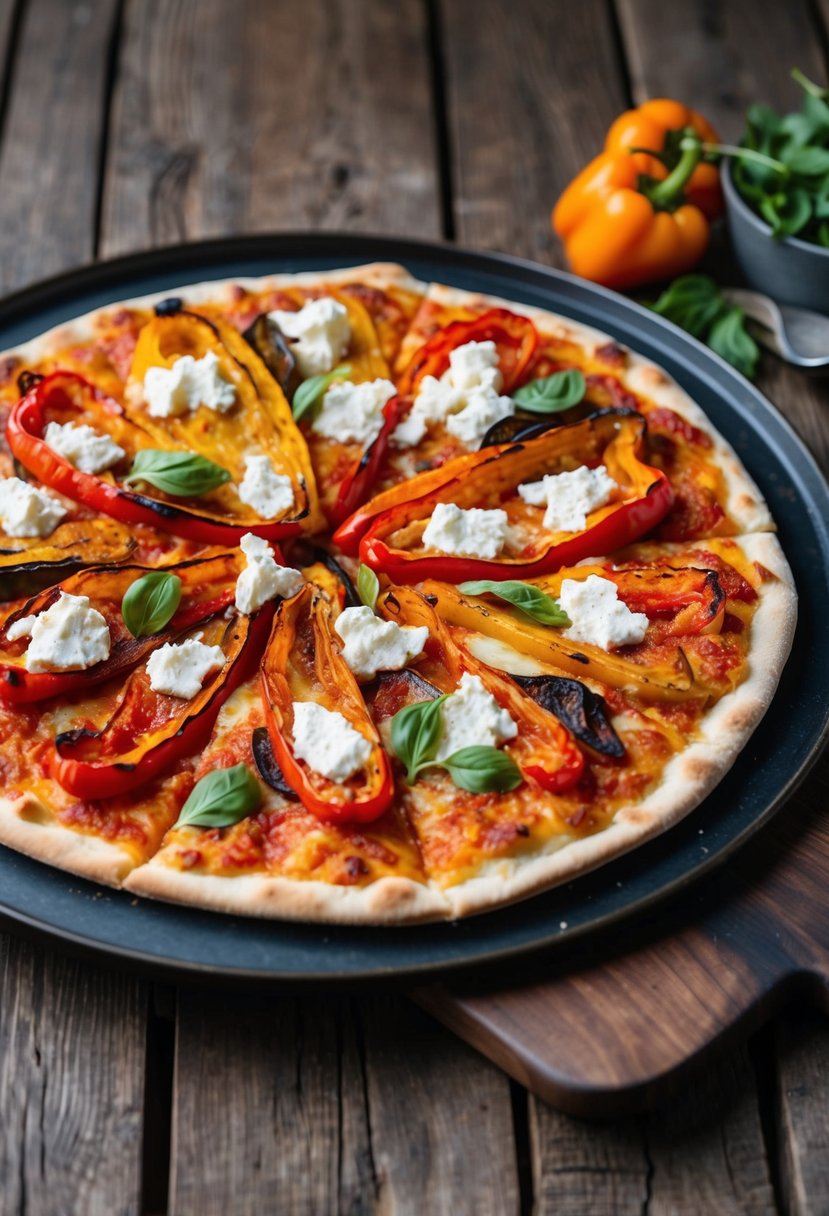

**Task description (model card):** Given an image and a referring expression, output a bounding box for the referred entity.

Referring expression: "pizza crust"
[0,792,137,886]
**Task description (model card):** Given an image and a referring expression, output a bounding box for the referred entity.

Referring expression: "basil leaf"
[458,579,571,627]
[708,308,760,380]
[122,570,182,638]
[357,563,379,611]
[292,364,352,423]
[782,145,829,175]
[512,370,586,414]
[442,746,522,794]
[175,763,262,829]
[390,695,447,783]
[649,275,726,338]
[123,449,231,497]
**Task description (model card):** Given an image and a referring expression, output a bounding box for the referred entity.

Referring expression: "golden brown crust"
[0,793,136,886]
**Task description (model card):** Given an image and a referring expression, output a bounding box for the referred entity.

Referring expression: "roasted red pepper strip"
[350,411,672,582]
[49,604,274,799]
[378,586,584,793]
[0,553,239,704]
[396,308,539,397]
[330,393,408,527]
[260,584,393,824]
[7,371,304,544]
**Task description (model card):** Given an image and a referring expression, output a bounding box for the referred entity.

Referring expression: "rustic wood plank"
[100,0,441,256]
[530,1099,648,1215]
[0,0,120,292]
[775,1011,829,1216]
[440,0,630,262]
[170,989,366,1215]
[0,935,146,1216]
[361,996,520,1216]
[616,0,826,138]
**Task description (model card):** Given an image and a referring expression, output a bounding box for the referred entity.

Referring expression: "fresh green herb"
[121,570,182,638]
[458,579,571,626]
[649,275,759,380]
[512,369,586,414]
[389,696,522,793]
[291,364,352,423]
[441,746,522,794]
[730,68,829,246]
[357,563,380,611]
[123,449,231,497]
[174,763,262,829]
[390,695,447,783]
[707,307,761,379]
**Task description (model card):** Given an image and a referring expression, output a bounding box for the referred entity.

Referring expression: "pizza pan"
[0,233,826,983]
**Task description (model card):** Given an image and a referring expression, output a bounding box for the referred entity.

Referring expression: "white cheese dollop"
[234,533,304,614]
[146,634,226,699]
[269,298,351,379]
[334,605,428,680]
[291,700,373,783]
[517,465,617,532]
[421,502,510,560]
[558,574,649,650]
[237,455,295,518]
[311,378,396,446]
[434,672,517,762]
[143,350,236,418]
[43,420,126,474]
[0,477,67,539]
[392,340,514,449]
[10,591,111,672]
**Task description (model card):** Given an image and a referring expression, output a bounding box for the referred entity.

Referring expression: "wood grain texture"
[440,0,629,262]
[0,0,119,292]
[361,997,520,1216]
[0,936,145,1216]
[100,0,441,256]
[616,0,826,139]
[776,1012,829,1216]
[170,990,369,1215]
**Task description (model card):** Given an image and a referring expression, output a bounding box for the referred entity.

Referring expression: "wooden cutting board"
[414,755,829,1117]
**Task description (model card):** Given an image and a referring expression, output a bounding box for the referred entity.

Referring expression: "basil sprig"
[174,763,262,829]
[390,697,522,793]
[292,364,352,423]
[122,570,182,637]
[649,276,759,380]
[512,370,586,414]
[123,449,231,496]
[357,563,379,610]
[458,579,571,627]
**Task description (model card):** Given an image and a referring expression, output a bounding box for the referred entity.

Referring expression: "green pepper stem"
[791,67,829,101]
[641,133,703,210]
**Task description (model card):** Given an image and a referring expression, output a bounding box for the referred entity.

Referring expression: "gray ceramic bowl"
[723,159,829,314]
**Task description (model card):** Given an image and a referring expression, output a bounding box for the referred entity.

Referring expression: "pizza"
[0,262,796,923]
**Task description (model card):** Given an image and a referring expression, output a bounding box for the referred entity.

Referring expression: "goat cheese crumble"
[421,502,510,559]
[237,455,295,518]
[558,575,649,650]
[234,533,304,614]
[291,701,373,783]
[43,420,126,474]
[0,477,66,538]
[517,465,617,532]
[8,591,111,672]
[334,605,428,680]
[269,298,351,379]
[146,634,226,699]
[143,351,236,417]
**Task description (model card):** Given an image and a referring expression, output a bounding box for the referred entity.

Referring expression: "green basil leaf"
[292,364,352,423]
[782,145,829,176]
[441,746,522,794]
[458,579,571,627]
[121,570,182,638]
[649,275,726,338]
[512,370,586,414]
[357,563,379,611]
[123,449,231,497]
[708,308,760,380]
[175,763,262,829]
[390,695,447,783]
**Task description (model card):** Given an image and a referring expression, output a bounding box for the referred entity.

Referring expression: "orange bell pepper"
[553,102,722,292]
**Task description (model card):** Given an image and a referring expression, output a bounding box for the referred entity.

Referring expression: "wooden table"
[0,2,827,1212]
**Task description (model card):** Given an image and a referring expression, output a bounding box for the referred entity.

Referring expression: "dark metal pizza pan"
[0,233,826,983]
